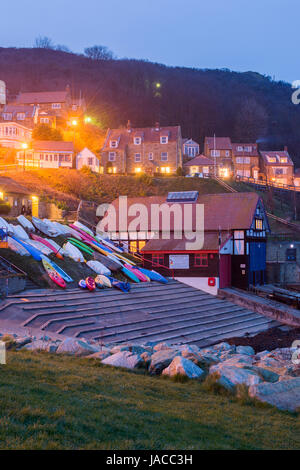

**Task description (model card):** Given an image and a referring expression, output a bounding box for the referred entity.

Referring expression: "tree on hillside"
[34,36,54,49]
[32,124,63,141]
[55,44,72,53]
[84,45,115,61]
[234,98,268,142]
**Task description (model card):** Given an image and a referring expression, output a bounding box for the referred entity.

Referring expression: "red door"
[219,255,231,288]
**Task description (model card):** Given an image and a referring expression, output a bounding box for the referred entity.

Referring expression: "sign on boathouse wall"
[169,254,190,270]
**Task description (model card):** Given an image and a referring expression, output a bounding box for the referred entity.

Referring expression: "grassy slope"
[0,350,298,450]
[8,170,227,204]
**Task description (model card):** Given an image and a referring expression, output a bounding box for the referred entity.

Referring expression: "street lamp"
[84,116,92,124]
[71,119,78,144]
[21,143,28,171]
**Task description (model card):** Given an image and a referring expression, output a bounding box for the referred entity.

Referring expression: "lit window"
[161,167,170,173]
[255,219,263,230]
[161,152,168,161]
[280,158,287,163]
[135,167,142,173]
[40,118,49,124]
[134,153,141,162]
[108,152,116,162]
[194,254,208,267]
[267,156,276,163]
[160,136,168,144]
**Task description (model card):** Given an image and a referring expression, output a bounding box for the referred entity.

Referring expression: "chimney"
[127,120,132,132]
[284,145,288,152]
[155,121,160,131]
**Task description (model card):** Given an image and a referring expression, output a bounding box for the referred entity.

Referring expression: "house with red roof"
[101,121,182,175]
[16,140,74,169]
[102,191,270,294]
[184,154,214,176]
[232,143,260,179]
[260,148,294,186]
[203,136,233,178]
[15,89,71,117]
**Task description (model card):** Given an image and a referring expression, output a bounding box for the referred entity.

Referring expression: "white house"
[76,147,101,172]
[182,138,200,158]
[0,122,32,149]
[16,141,74,169]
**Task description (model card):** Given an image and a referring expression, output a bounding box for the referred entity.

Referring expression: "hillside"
[1,48,300,164]
[0,349,299,450]
[8,169,227,204]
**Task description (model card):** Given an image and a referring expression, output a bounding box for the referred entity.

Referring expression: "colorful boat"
[95,274,112,288]
[85,276,96,291]
[121,266,140,283]
[31,233,64,259]
[42,258,66,288]
[124,263,149,282]
[42,256,73,283]
[68,238,94,255]
[78,279,87,289]
[138,267,168,284]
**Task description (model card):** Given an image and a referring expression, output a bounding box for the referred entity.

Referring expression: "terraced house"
[232,143,260,179]
[260,148,294,186]
[203,136,233,177]
[101,122,182,175]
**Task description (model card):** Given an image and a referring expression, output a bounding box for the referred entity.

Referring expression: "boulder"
[210,354,253,371]
[15,336,32,348]
[102,351,143,369]
[140,351,152,368]
[149,349,178,375]
[56,338,99,356]
[213,342,235,353]
[24,340,58,353]
[162,356,205,379]
[153,342,173,352]
[249,378,300,412]
[236,345,255,356]
[176,344,201,354]
[87,350,111,361]
[210,366,262,391]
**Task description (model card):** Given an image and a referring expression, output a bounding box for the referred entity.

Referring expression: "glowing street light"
[71,119,78,126]
[155,82,161,89]
[21,143,28,149]
[84,116,92,123]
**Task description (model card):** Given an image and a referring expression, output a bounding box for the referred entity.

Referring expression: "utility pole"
[214,133,216,177]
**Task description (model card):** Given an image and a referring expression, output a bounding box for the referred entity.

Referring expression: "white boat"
[7,236,30,256]
[27,239,53,256]
[63,242,85,262]
[86,260,111,275]
[74,220,94,236]
[10,224,29,241]
[0,217,11,232]
[17,215,35,232]
[32,216,60,237]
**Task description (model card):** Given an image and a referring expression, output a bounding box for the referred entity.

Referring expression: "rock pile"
[1,332,300,412]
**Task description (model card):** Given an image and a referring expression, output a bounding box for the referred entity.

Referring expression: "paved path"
[0,280,279,347]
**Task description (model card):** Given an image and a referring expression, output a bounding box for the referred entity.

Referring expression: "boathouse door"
[219,254,231,288]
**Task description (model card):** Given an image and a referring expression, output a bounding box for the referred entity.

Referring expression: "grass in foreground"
[0,350,299,450]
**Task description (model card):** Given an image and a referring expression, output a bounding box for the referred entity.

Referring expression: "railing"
[127,247,175,279]
[0,255,27,277]
[235,175,300,192]
[0,164,19,173]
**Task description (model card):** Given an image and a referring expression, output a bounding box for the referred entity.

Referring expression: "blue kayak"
[139,267,168,284]
[121,266,140,283]
[10,234,42,261]
[42,256,73,283]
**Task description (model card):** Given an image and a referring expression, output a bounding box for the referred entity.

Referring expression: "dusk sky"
[0,0,297,83]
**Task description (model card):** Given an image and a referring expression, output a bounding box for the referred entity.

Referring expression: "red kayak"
[48,270,66,288]
[85,276,96,291]
[31,233,64,260]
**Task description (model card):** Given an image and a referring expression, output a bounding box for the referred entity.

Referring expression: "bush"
[0,202,11,214]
